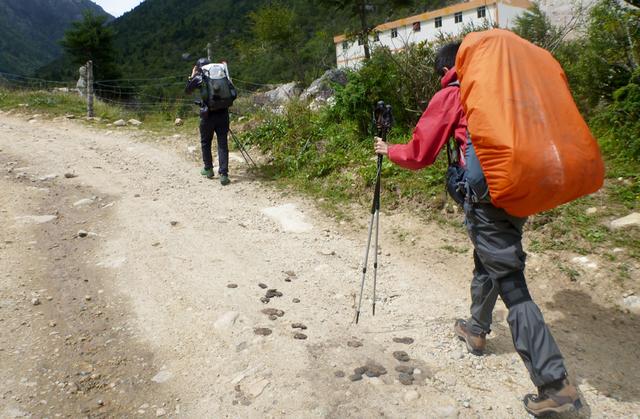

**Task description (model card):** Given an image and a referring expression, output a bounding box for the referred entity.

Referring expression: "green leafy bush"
[330,43,440,134]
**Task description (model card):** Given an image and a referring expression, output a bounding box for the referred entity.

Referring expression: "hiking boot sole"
[456,334,484,356]
[524,398,583,417]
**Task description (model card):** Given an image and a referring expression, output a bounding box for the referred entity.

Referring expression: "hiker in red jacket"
[374,42,581,416]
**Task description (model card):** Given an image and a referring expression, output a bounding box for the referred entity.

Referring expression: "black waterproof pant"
[199,109,229,175]
[463,201,567,387]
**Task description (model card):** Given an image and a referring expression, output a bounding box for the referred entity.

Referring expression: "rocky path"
[1,113,638,418]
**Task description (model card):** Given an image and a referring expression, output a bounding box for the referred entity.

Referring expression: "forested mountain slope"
[0,0,111,74]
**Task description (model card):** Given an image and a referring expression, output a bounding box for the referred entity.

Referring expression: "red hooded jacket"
[388,67,468,169]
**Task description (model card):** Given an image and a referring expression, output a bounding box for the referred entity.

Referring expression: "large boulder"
[254,82,302,106]
[301,69,347,110]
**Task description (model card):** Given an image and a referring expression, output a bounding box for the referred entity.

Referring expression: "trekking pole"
[228,128,257,168]
[355,101,393,324]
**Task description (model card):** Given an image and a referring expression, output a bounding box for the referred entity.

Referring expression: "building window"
[391,28,398,38]
[412,22,421,32]
[342,41,348,51]
[373,32,380,42]
[454,12,462,24]
[358,37,363,46]
[434,17,442,28]
[477,6,486,18]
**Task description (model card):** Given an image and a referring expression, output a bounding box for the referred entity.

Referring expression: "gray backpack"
[201,64,237,111]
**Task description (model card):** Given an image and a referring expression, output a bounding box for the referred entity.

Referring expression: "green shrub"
[329,43,440,134]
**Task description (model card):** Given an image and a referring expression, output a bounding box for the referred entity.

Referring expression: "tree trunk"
[359,1,370,60]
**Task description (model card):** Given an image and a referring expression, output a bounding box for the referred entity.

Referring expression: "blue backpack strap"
[463,131,491,203]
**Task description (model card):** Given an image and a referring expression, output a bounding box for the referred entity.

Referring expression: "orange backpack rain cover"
[456,29,604,217]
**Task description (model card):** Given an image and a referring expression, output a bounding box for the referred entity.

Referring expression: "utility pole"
[86,60,94,118]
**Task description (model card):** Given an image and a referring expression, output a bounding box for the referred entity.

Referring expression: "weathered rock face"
[538,0,595,36]
[254,82,302,106]
[301,69,347,110]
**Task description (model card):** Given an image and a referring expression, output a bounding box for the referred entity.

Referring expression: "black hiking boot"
[523,378,582,417]
[454,318,486,356]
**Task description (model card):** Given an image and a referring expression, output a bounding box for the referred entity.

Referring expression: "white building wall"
[497,3,527,28]
[336,1,527,69]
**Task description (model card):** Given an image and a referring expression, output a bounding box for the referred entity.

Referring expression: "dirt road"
[1,112,638,418]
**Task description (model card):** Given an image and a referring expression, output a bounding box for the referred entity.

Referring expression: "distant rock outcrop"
[253,82,302,106]
[301,69,347,110]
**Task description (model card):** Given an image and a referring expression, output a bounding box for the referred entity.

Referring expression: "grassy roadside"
[1,88,638,282]
[238,99,639,269]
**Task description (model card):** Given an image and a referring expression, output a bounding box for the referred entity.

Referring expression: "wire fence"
[0,69,269,115]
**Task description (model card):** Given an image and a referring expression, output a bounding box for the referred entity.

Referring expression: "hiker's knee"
[498,271,531,309]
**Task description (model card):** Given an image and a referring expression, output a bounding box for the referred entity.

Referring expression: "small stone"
[393,351,410,362]
[293,333,307,340]
[610,212,640,230]
[586,207,598,215]
[354,366,366,375]
[227,283,238,289]
[393,337,414,345]
[622,295,640,314]
[395,365,414,374]
[73,198,94,207]
[292,298,300,303]
[64,173,77,178]
[260,297,270,304]
[170,221,178,226]
[262,308,284,317]
[265,289,283,298]
[156,408,166,417]
[254,328,272,336]
[128,119,142,126]
[291,323,307,330]
[84,295,92,301]
[174,118,184,126]
[364,361,387,377]
[462,400,470,408]
[348,374,362,382]
[97,399,104,406]
[31,297,41,306]
[114,119,127,127]
[347,340,363,348]
[49,321,56,327]
[151,370,172,383]
[399,373,414,385]
[258,283,268,289]
[334,370,345,378]
[77,230,88,238]
[404,390,420,402]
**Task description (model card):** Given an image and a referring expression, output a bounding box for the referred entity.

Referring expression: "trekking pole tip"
[355,311,360,324]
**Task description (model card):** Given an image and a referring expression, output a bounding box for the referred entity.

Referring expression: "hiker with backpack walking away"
[374,32,603,416]
[185,58,237,186]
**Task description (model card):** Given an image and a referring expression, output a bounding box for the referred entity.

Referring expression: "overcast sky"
[93,0,145,17]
